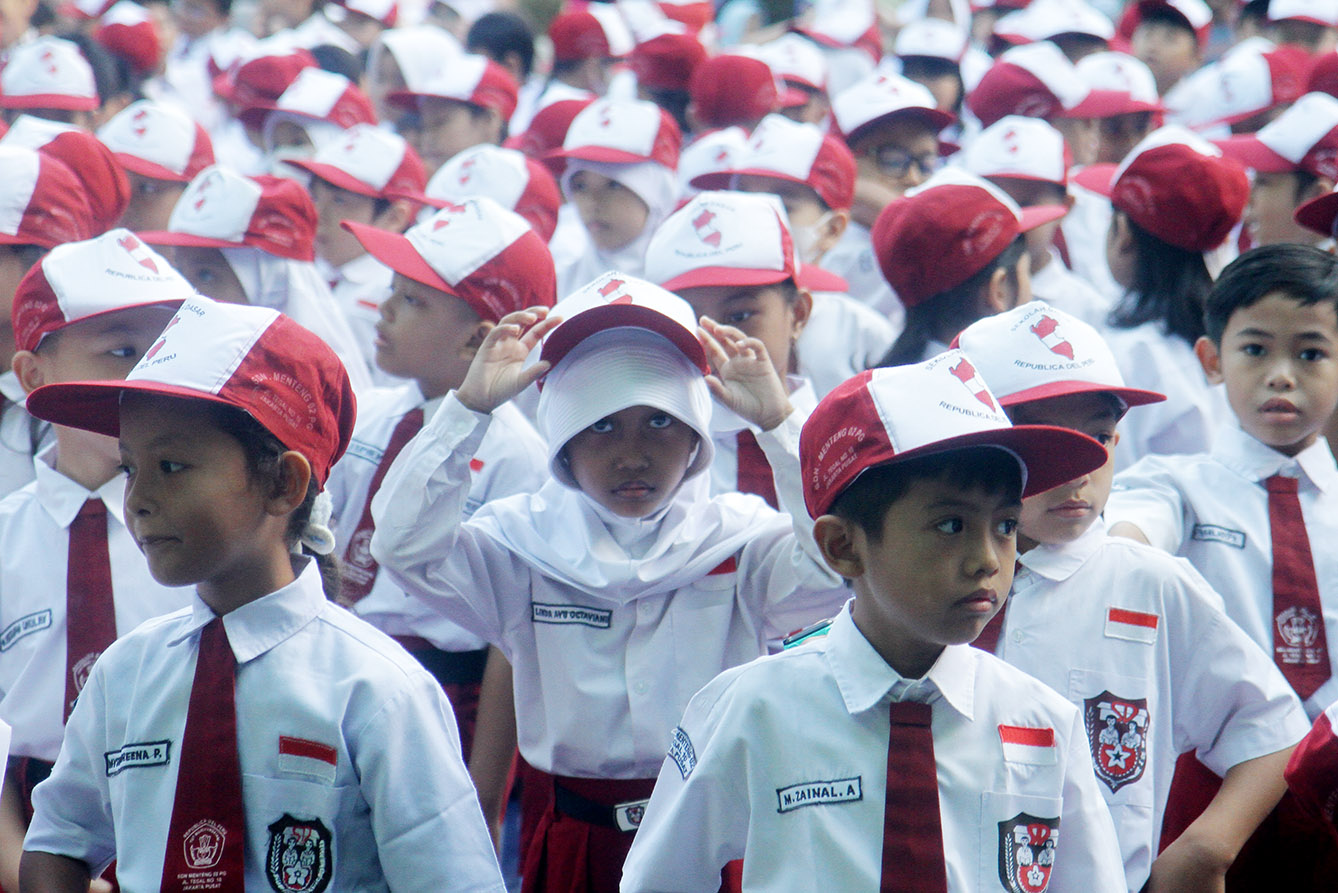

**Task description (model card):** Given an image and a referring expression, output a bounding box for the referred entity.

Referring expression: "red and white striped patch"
[278,736,337,783]
[1104,607,1159,644]
[999,725,1057,765]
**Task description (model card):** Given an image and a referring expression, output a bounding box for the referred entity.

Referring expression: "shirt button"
[633,682,649,695]
[1012,630,1024,643]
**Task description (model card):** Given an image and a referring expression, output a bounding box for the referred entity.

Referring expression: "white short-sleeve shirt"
[796,290,897,398]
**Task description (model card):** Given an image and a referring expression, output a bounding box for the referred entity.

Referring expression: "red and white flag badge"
[1104,607,1159,644]
[999,725,1057,766]
[277,736,338,784]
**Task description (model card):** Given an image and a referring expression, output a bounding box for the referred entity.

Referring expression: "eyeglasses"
[865,147,941,179]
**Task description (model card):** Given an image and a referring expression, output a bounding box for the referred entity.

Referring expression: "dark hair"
[1138,6,1199,40]
[59,30,138,104]
[899,55,963,114]
[209,404,343,602]
[879,237,1026,367]
[829,447,1023,541]
[311,43,363,82]
[467,12,536,81]
[643,87,691,135]
[1204,244,1338,344]
[1106,215,1213,346]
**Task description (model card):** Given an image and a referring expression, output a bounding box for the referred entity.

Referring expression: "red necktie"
[341,407,424,602]
[161,618,245,892]
[882,701,949,893]
[735,430,778,509]
[65,498,116,722]
[1266,475,1331,699]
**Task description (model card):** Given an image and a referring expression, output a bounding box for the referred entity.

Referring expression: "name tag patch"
[669,726,696,779]
[775,776,863,813]
[105,740,171,776]
[1191,524,1246,549]
[0,610,52,651]
[1103,607,1159,645]
[531,602,612,629]
[345,438,383,465]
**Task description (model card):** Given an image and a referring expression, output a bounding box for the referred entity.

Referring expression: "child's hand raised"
[456,307,562,414]
[700,316,794,431]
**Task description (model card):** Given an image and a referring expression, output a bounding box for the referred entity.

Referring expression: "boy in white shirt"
[956,300,1308,891]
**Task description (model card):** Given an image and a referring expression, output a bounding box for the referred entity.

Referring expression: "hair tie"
[294,490,337,556]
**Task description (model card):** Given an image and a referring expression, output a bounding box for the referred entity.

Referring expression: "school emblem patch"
[1083,691,1149,793]
[265,814,333,893]
[997,813,1060,893]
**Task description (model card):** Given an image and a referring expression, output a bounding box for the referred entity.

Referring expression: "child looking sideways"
[955,301,1308,892]
[20,297,506,891]
[370,275,847,890]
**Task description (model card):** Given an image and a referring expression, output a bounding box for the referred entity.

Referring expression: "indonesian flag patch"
[1103,607,1159,644]
[277,736,337,784]
[998,725,1057,766]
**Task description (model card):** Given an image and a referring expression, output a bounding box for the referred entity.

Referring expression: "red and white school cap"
[337,0,398,26]
[0,145,94,248]
[952,300,1166,408]
[94,1,163,77]
[967,42,1128,128]
[0,36,99,112]
[656,0,711,33]
[959,115,1071,186]
[538,270,706,373]
[893,18,968,63]
[549,3,635,61]
[993,0,1115,45]
[1074,126,1248,252]
[545,97,681,172]
[419,144,561,242]
[1294,183,1338,237]
[1269,0,1338,27]
[646,190,798,291]
[98,100,215,182]
[3,121,130,236]
[12,228,196,352]
[1182,41,1313,129]
[757,33,828,94]
[345,196,555,322]
[795,0,880,63]
[143,166,317,262]
[387,53,519,122]
[1215,92,1338,179]
[689,51,784,129]
[872,167,1065,307]
[240,68,377,130]
[676,125,748,197]
[286,123,425,199]
[690,113,856,211]
[630,30,706,93]
[27,296,356,486]
[798,351,1110,517]
[831,72,955,146]
[505,96,594,158]
[214,50,317,109]
[1074,52,1164,115]
[1116,0,1212,49]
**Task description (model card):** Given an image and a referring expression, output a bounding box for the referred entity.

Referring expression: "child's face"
[118,393,287,593]
[1051,116,1099,167]
[309,177,380,268]
[1198,291,1338,456]
[375,273,486,397]
[1007,392,1120,548]
[415,98,498,175]
[850,118,940,198]
[1098,112,1155,165]
[367,49,407,125]
[0,244,42,370]
[675,282,808,380]
[25,305,178,387]
[121,173,187,233]
[566,169,651,253]
[169,246,248,304]
[1131,20,1200,94]
[845,473,1020,674]
[1245,172,1321,248]
[561,404,699,518]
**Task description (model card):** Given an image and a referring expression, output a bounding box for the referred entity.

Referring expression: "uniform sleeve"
[22,662,116,875]
[1285,703,1338,836]
[620,673,750,893]
[1106,458,1195,553]
[369,393,527,646]
[1048,706,1129,893]
[354,670,506,892]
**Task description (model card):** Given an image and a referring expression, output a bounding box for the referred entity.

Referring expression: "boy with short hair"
[955,300,1309,891]
[386,53,519,177]
[620,351,1124,891]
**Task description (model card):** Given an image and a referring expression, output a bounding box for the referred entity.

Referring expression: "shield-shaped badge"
[1083,691,1149,793]
[997,812,1060,893]
[265,814,333,893]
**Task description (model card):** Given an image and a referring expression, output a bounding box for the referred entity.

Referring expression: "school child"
[236,67,377,177]
[954,300,1309,891]
[1105,243,1338,887]
[628,30,705,136]
[620,350,1124,891]
[0,36,100,129]
[97,99,216,232]
[875,168,1058,367]
[891,17,976,121]
[19,295,507,891]
[418,142,563,244]
[1073,127,1247,472]
[959,115,1112,328]
[687,52,781,136]
[142,164,373,392]
[364,24,462,128]
[544,97,682,297]
[1118,0,1209,97]
[285,122,426,380]
[990,0,1112,63]
[369,274,849,890]
[1266,0,1338,54]
[510,3,629,133]
[0,230,197,893]
[1075,52,1163,165]
[387,53,519,177]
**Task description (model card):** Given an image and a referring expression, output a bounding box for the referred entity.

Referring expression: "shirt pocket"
[1068,668,1154,808]
[978,791,1064,893]
[243,773,379,892]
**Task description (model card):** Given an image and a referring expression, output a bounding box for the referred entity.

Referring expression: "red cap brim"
[1019,204,1069,231]
[998,380,1166,408]
[1071,162,1118,197]
[1295,190,1338,237]
[342,220,456,295]
[842,107,956,146]
[660,265,791,293]
[27,379,242,439]
[113,152,192,183]
[1214,135,1296,173]
[0,93,98,111]
[139,230,242,251]
[1058,88,1134,120]
[540,304,709,373]
[543,145,660,176]
[796,264,848,292]
[285,159,382,197]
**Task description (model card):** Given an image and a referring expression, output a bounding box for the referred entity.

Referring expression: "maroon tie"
[1266,475,1331,699]
[160,618,245,892]
[882,701,949,893]
[341,407,424,602]
[735,430,777,509]
[65,498,116,722]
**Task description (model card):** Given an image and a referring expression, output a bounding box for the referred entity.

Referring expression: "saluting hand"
[455,307,562,415]
[699,316,794,432]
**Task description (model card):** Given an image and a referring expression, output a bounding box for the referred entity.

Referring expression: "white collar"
[1017,517,1107,582]
[33,444,127,529]
[1210,423,1338,494]
[170,559,325,665]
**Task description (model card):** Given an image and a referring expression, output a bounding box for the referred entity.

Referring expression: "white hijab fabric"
[557,159,678,294]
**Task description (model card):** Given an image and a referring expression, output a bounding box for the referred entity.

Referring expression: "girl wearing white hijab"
[369,273,846,893]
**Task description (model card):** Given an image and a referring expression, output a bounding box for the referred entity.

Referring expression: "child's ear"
[269,451,313,516]
[1194,335,1224,384]
[812,515,865,579]
[790,287,813,338]
[11,350,43,394]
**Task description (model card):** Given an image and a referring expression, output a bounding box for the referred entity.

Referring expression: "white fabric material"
[97,101,199,177]
[796,290,897,398]
[0,373,47,499]
[326,250,397,386]
[820,220,904,329]
[23,561,506,890]
[1255,92,1338,165]
[621,604,1129,891]
[369,393,845,776]
[0,146,40,237]
[168,166,262,244]
[0,447,191,762]
[708,377,816,497]
[959,115,1068,184]
[999,521,1307,888]
[644,191,791,287]
[1029,249,1114,330]
[1107,427,1338,720]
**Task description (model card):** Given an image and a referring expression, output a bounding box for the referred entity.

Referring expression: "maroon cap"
[285,124,427,200]
[387,54,519,123]
[691,113,856,211]
[689,53,780,129]
[505,97,595,158]
[1309,51,1338,101]
[239,68,377,132]
[549,4,632,62]
[213,50,317,110]
[0,145,94,248]
[1295,188,1338,237]
[968,42,1130,128]
[94,3,163,76]
[417,144,563,243]
[631,31,706,93]
[22,128,130,236]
